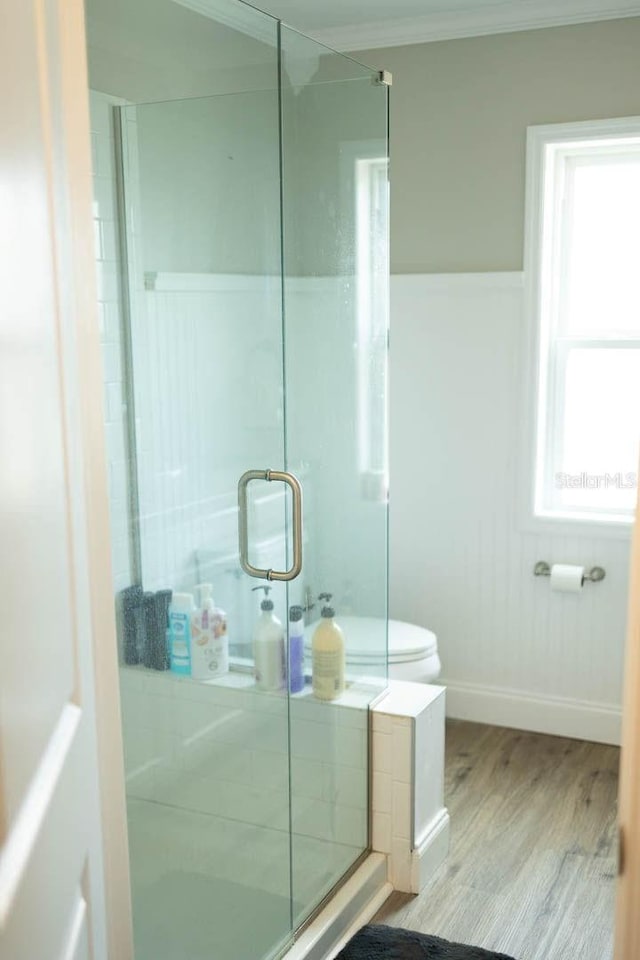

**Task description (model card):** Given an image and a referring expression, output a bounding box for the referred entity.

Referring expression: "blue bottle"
[288,605,305,694]
[168,592,194,676]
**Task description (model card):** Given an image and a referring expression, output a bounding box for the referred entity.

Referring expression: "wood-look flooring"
[374,720,619,960]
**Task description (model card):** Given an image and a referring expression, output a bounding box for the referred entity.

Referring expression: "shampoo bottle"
[168,592,195,676]
[288,605,305,694]
[253,586,285,692]
[191,583,229,681]
[312,593,345,701]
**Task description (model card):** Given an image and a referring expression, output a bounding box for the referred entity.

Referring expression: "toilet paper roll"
[550,564,584,593]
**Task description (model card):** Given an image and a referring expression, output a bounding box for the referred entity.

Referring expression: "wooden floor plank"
[374,720,619,960]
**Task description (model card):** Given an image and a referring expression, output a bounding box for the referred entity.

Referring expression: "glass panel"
[280,26,390,923]
[563,153,640,336]
[118,87,293,960]
[554,347,640,514]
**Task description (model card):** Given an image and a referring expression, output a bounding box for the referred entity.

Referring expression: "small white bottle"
[253,586,285,692]
[312,593,345,701]
[191,583,229,681]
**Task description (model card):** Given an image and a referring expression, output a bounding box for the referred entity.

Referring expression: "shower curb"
[283,854,391,960]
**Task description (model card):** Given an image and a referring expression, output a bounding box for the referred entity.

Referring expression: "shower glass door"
[116,11,296,958]
[93,1,389,957]
[121,88,292,960]
[280,27,390,923]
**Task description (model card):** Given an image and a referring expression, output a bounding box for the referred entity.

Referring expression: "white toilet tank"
[304,616,441,684]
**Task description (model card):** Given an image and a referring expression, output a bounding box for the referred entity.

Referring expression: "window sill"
[519,509,634,541]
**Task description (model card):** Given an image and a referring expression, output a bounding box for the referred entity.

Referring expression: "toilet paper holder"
[533,561,606,582]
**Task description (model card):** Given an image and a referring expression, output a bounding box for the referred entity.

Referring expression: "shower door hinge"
[376,70,393,86]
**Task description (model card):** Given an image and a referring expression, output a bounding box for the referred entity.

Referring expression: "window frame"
[521,116,640,539]
[355,154,389,496]
[340,138,390,503]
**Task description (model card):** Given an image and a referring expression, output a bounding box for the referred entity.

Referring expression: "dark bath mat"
[336,924,518,960]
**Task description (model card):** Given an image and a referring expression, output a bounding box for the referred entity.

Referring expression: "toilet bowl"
[305,616,441,684]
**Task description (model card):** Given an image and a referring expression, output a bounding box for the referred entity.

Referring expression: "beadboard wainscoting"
[390,273,632,744]
[122,271,386,650]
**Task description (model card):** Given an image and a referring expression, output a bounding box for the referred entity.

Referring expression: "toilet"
[305,616,441,684]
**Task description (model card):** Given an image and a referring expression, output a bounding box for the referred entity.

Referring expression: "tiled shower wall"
[129,277,291,597]
[102,95,307,643]
[125,96,387,633]
[120,670,367,843]
[92,92,388,649]
[91,92,386,655]
[120,667,368,914]
[90,93,297,631]
[90,89,134,595]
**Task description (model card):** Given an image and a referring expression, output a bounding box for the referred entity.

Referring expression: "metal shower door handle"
[237,469,303,581]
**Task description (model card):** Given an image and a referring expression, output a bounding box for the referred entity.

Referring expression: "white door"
[0,1,126,958]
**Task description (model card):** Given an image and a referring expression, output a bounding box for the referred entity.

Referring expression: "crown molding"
[311,0,640,52]
[172,0,278,45]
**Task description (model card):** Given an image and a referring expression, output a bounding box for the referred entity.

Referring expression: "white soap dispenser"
[312,592,345,701]
[252,586,285,692]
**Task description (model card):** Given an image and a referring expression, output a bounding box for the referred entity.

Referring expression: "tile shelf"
[120,660,386,712]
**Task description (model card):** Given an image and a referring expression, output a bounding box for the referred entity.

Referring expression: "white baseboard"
[443,679,622,746]
[411,808,450,894]
[285,853,391,960]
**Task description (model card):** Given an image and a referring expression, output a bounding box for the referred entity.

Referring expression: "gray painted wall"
[354,17,640,273]
[85,0,278,101]
[135,93,281,276]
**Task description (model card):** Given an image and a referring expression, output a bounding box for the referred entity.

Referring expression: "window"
[355,154,389,501]
[526,119,640,525]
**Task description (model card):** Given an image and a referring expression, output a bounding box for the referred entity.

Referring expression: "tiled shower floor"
[128,798,362,960]
[134,871,293,960]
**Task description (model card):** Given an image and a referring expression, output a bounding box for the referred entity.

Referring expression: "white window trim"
[521,115,640,541]
[340,138,390,503]
[356,154,389,496]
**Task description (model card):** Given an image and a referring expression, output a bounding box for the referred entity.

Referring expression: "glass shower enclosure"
[87,0,389,957]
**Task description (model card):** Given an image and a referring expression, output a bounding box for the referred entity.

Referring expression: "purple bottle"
[288,605,305,694]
